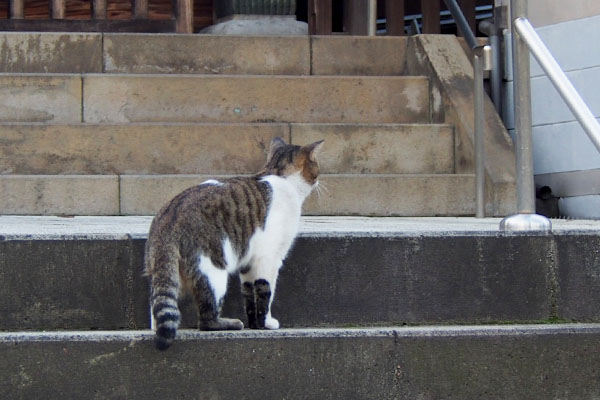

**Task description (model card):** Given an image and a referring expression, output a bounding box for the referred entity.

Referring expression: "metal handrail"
[513,17,600,153]
[442,0,491,217]
[501,0,600,231]
[443,0,478,49]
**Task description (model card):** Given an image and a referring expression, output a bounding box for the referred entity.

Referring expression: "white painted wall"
[503,13,600,219]
[528,0,600,27]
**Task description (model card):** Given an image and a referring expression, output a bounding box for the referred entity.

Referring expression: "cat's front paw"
[264,316,280,330]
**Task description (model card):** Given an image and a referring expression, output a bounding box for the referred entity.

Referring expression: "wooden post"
[92,0,107,19]
[176,0,194,33]
[459,0,477,35]
[51,0,66,19]
[420,0,440,34]
[343,0,368,35]
[385,0,405,36]
[309,0,332,35]
[134,0,149,19]
[10,0,25,19]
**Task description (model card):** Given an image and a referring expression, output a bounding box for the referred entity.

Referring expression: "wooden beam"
[134,0,149,19]
[176,0,194,33]
[51,0,66,19]
[385,0,405,36]
[309,0,332,35]
[0,19,177,33]
[459,0,477,35]
[92,0,107,19]
[420,0,440,34]
[10,0,24,19]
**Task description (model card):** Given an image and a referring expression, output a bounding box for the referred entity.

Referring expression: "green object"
[216,0,296,18]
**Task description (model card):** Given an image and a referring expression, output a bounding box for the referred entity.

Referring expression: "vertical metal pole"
[368,0,377,36]
[10,0,25,19]
[51,0,66,19]
[511,0,535,214]
[134,0,149,19]
[474,53,485,218]
[92,0,107,19]
[500,0,551,231]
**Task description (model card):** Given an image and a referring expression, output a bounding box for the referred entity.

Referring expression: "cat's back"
[147,177,272,258]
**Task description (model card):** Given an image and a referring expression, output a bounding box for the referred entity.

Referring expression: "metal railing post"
[479,19,502,115]
[499,0,551,231]
[368,0,377,36]
[443,0,478,48]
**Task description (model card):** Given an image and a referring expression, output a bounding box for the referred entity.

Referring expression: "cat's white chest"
[241,174,309,267]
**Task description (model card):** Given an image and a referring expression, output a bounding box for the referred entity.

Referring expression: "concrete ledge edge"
[3,324,600,343]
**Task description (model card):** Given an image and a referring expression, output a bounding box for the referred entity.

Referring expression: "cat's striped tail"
[149,254,182,351]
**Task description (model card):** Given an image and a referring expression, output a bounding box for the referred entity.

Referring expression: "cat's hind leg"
[194,255,243,331]
[240,260,281,330]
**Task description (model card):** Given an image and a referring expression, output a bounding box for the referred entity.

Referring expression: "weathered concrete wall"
[2,326,600,399]
[2,232,599,331]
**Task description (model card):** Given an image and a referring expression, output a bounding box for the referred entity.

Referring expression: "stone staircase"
[0,32,516,216]
[2,32,599,399]
[1,215,600,399]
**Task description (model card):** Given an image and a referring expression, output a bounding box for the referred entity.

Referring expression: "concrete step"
[2,325,600,399]
[83,74,430,124]
[1,216,599,331]
[0,74,430,124]
[114,173,477,216]
[0,123,455,175]
[0,173,474,216]
[0,32,408,76]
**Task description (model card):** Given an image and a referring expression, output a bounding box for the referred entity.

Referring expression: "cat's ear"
[267,137,287,161]
[303,140,324,162]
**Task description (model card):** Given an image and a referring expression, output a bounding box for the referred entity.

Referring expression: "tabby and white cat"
[145,137,324,350]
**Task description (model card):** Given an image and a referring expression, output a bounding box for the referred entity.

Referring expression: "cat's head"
[260,137,324,187]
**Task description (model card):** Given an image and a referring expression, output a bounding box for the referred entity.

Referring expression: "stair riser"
[0,75,429,124]
[118,174,477,216]
[291,123,454,174]
[0,174,474,216]
[2,327,599,399]
[0,123,454,175]
[2,234,599,330]
[0,175,119,215]
[83,75,430,124]
[0,75,81,123]
[0,33,102,74]
[0,32,407,76]
[303,174,475,216]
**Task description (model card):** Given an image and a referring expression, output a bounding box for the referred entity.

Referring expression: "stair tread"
[2,323,600,341]
[1,215,598,240]
[3,323,598,399]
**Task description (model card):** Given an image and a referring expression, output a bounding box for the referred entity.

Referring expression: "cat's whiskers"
[313,180,329,204]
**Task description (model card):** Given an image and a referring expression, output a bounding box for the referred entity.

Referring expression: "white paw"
[265,316,280,330]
